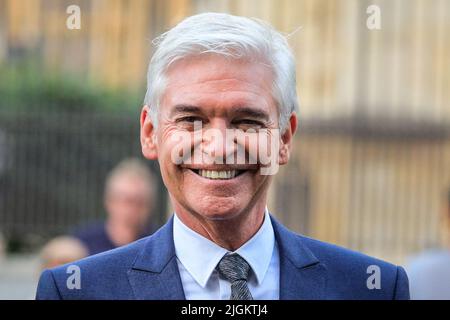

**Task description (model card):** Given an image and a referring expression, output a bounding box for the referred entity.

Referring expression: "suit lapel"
[127,216,186,300]
[127,214,327,300]
[271,216,327,300]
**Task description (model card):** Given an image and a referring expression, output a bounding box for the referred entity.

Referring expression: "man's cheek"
[166,131,196,166]
[234,130,258,165]
[258,129,279,175]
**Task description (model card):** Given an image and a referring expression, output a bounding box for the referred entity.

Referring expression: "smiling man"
[36,13,409,300]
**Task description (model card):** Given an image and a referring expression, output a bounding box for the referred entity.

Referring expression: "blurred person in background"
[406,186,450,300]
[40,236,88,270]
[73,158,157,255]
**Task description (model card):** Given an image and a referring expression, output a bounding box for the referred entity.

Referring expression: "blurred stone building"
[0,0,449,263]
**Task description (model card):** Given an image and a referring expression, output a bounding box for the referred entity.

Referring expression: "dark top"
[73,221,154,256]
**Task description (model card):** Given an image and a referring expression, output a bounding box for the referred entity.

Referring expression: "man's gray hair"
[143,12,299,131]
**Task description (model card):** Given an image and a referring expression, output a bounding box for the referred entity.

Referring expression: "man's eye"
[234,119,263,127]
[239,119,259,124]
[177,116,203,123]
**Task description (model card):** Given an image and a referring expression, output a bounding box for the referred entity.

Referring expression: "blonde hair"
[40,236,88,269]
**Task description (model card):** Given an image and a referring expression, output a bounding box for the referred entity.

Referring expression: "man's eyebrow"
[233,107,269,120]
[170,104,202,116]
[170,104,269,120]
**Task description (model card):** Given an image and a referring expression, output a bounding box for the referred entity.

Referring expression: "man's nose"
[201,120,236,163]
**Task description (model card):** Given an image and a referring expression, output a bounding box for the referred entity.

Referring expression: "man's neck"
[173,202,267,251]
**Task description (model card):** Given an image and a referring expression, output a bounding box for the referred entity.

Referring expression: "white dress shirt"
[173,209,280,300]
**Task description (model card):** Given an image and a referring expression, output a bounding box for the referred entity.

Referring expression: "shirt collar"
[173,208,275,288]
[234,209,275,285]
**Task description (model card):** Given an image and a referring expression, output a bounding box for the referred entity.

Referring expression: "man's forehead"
[165,55,273,86]
[161,56,274,112]
[166,78,265,95]
[163,89,273,117]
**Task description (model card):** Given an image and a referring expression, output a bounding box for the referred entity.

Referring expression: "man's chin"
[188,202,245,221]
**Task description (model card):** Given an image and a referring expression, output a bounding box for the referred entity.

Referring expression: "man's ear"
[140,105,158,160]
[278,112,298,165]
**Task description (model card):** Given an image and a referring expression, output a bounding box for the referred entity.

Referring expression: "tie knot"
[216,253,251,282]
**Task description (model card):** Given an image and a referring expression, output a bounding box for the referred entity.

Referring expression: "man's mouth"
[189,169,247,180]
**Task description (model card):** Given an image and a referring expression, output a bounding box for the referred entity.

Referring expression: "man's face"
[141,55,295,221]
[104,174,152,228]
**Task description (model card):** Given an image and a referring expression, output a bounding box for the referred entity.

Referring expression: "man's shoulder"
[299,235,396,270]
[272,216,398,271]
[36,218,176,300]
[272,219,409,299]
[36,236,150,300]
[291,233,408,299]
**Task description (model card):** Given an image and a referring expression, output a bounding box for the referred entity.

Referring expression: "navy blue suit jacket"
[36,215,409,299]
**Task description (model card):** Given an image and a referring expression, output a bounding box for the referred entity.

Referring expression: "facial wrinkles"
[159,60,277,166]
[165,88,272,119]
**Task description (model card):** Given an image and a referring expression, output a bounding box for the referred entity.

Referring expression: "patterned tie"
[216,253,253,300]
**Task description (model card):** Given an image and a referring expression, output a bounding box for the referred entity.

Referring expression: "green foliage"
[0,60,143,112]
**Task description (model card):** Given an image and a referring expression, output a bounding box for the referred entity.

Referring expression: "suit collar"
[128,216,186,299]
[132,215,176,272]
[173,210,276,287]
[270,215,327,300]
[132,214,321,271]
[270,215,319,268]
[128,214,327,300]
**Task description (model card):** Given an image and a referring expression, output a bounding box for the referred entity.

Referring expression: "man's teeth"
[198,169,237,180]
